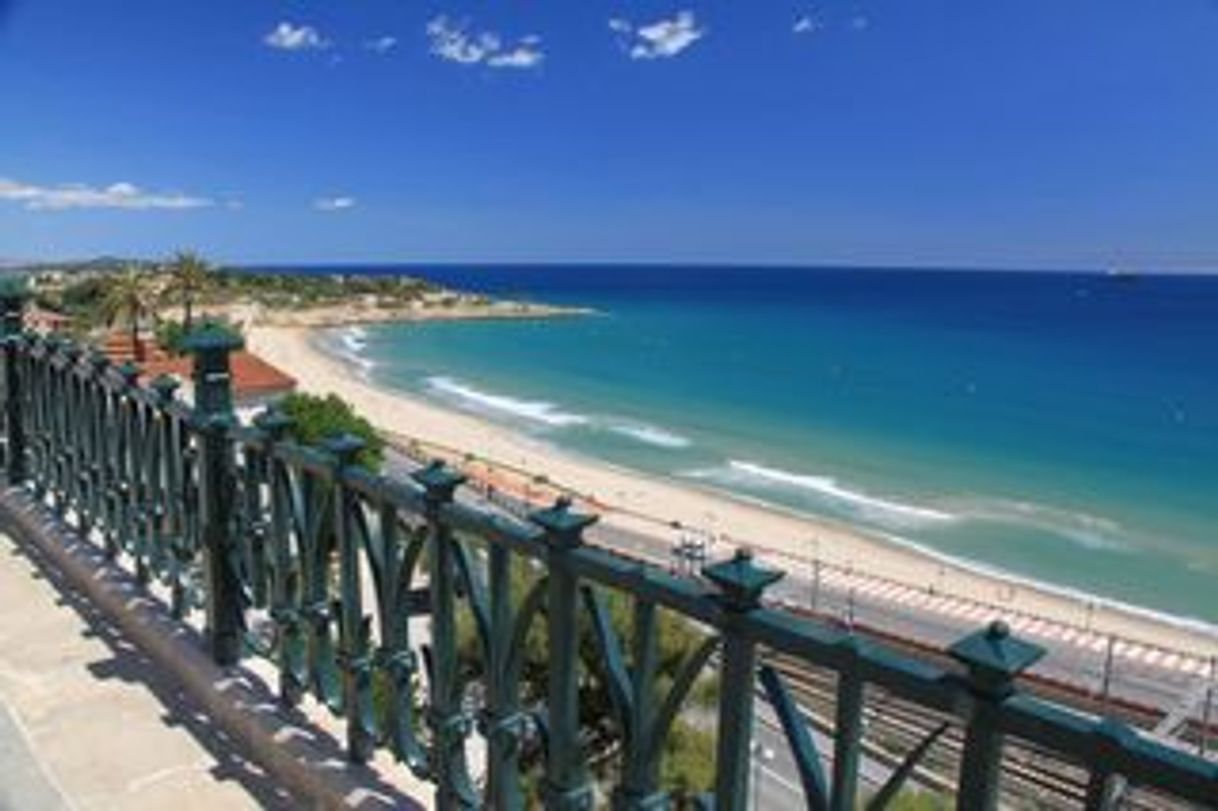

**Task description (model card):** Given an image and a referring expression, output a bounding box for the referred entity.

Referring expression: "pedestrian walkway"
[811,565,1215,676]
[0,529,293,810]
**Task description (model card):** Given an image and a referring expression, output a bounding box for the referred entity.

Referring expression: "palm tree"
[100,265,150,362]
[164,250,211,329]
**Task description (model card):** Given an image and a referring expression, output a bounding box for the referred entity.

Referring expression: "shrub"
[155,319,189,356]
[278,392,386,471]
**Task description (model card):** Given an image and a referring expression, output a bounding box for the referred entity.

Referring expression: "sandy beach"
[197,296,590,329]
[247,324,1218,658]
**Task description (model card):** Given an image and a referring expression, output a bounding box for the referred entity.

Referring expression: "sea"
[301,265,1218,627]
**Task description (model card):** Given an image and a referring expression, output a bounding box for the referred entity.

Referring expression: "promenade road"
[0,529,292,810]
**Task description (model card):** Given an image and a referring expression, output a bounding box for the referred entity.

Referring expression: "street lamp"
[809,537,822,613]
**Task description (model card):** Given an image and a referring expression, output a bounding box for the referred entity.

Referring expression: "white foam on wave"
[425,376,590,427]
[341,325,369,351]
[869,529,1218,639]
[966,498,1130,553]
[687,460,956,528]
[608,422,692,449]
[326,326,376,379]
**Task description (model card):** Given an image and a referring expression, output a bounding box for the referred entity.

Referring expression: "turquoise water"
[316,266,1218,624]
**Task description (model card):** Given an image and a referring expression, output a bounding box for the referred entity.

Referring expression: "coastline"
[213,298,591,330]
[246,323,1218,657]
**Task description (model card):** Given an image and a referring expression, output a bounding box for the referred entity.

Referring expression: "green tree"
[278,392,386,471]
[155,318,188,356]
[99,264,151,362]
[163,250,212,329]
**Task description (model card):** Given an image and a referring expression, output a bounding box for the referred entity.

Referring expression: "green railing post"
[151,374,184,613]
[532,497,598,811]
[703,548,783,811]
[612,597,663,810]
[949,620,1045,811]
[253,407,304,704]
[413,460,475,810]
[116,360,146,578]
[830,636,865,811]
[62,343,86,511]
[0,278,29,484]
[184,324,244,666]
[326,433,377,763]
[485,538,526,810]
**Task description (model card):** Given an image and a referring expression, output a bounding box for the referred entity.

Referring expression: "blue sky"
[2,1,1217,269]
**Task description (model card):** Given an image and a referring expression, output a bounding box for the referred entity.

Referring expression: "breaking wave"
[425,376,590,427]
[685,460,957,529]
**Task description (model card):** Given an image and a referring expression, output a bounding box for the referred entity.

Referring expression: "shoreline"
[246,323,1218,656]
[212,298,591,330]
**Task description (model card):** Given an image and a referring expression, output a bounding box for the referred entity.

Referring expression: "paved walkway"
[0,530,293,810]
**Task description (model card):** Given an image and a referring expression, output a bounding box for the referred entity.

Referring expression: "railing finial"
[703,546,784,612]
[949,619,1045,699]
[530,496,597,550]
[412,458,466,504]
[183,322,242,666]
[323,433,366,468]
[950,620,1046,811]
[150,373,181,405]
[0,278,28,483]
[183,322,242,418]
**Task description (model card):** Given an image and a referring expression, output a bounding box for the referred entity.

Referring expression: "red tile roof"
[99,330,296,399]
[140,351,297,399]
[25,307,73,331]
[102,334,167,364]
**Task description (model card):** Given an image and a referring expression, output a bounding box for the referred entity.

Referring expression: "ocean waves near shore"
[331,329,1143,575]
[313,265,1218,624]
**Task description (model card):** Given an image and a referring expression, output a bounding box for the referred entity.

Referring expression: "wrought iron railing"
[0,285,1214,810]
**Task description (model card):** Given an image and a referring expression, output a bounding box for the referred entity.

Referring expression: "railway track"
[765,652,1194,809]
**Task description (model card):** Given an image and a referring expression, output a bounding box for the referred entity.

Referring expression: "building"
[24,306,73,335]
[100,331,297,415]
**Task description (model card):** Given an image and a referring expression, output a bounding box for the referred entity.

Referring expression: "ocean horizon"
[300,264,1218,626]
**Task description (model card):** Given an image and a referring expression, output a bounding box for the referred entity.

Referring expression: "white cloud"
[793,16,822,34]
[487,44,544,69]
[264,22,328,51]
[314,196,356,211]
[365,36,398,54]
[609,11,705,60]
[849,15,871,31]
[0,178,212,211]
[425,16,544,70]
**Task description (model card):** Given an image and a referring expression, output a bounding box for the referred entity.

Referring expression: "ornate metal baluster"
[86,352,110,543]
[484,539,526,809]
[326,434,377,762]
[703,549,783,811]
[149,375,180,589]
[0,280,28,483]
[414,460,478,810]
[62,343,84,517]
[372,500,428,776]
[184,325,244,666]
[531,497,597,811]
[256,409,307,704]
[302,465,342,711]
[950,621,1045,811]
